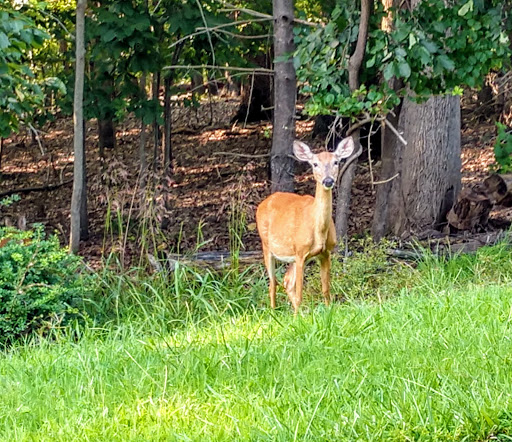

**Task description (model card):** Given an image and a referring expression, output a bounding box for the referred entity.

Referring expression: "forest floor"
[0,92,510,263]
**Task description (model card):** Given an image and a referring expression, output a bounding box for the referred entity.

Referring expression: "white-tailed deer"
[256,137,355,313]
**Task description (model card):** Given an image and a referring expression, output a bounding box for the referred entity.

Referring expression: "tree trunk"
[270,0,296,193]
[139,74,147,177]
[372,0,462,239]
[162,74,172,173]
[80,119,89,240]
[334,0,370,239]
[98,118,115,150]
[70,0,87,253]
[374,95,461,237]
[152,71,161,170]
[371,103,400,239]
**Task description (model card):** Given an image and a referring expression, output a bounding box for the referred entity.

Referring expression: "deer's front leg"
[319,252,331,305]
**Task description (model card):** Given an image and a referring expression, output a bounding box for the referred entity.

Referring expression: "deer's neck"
[313,182,333,233]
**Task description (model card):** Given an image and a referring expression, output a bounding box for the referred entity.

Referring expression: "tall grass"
[2,241,512,440]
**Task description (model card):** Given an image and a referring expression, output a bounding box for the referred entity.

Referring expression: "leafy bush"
[0,226,88,346]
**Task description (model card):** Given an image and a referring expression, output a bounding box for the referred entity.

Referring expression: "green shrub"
[0,226,87,346]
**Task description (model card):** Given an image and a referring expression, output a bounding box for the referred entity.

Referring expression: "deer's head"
[293,137,355,190]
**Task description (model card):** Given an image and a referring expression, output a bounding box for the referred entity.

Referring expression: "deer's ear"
[334,137,355,159]
[293,140,314,162]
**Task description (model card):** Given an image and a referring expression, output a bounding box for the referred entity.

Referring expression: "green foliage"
[0,226,88,346]
[494,122,512,173]
[0,7,49,137]
[0,194,20,208]
[295,0,511,119]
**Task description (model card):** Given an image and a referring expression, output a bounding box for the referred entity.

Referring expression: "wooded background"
[1,0,511,257]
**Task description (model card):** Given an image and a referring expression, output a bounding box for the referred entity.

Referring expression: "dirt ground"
[0,93,508,263]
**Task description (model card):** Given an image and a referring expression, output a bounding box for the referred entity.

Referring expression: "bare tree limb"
[373,173,399,185]
[38,8,75,40]
[383,117,408,146]
[169,18,270,49]
[212,151,270,158]
[27,123,45,156]
[219,2,319,27]
[163,64,274,74]
[195,0,216,67]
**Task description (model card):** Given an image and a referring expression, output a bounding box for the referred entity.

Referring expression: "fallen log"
[0,179,73,198]
[148,250,263,272]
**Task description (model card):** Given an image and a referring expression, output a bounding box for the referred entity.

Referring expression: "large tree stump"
[447,187,492,231]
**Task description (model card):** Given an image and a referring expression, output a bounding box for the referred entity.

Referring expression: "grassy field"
[2,244,512,440]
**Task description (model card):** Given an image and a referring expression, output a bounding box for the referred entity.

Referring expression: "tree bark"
[139,74,147,176]
[334,0,370,239]
[70,0,87,253]
[270,0,296,193]
[80,119,88,240]
[375,95,461,237]
[152,71,161,170]
[162,74,172,173]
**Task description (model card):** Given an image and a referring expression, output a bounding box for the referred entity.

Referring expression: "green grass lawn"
[2,245,512,440]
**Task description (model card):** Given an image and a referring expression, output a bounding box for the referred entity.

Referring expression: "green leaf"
[416,46,431,65]
[458,0,473,17]
[394,28,409,43]
[0,32,10,49]
[438,55,455,71]
[408,33,417,48]
[398,61,411,79]
[383,62,395,81]
[395,47,407,58]
[101,29,117,43]
[422,40,438,54]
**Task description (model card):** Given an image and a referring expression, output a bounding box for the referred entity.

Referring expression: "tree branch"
[169,18,271,49]
[219,2,319,27]
[348,0,371,90]
[163,64,274,74]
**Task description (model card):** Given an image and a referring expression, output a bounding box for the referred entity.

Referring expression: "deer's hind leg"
[262,245,277,308]
[283,263,297,307]
[291,257,306,314]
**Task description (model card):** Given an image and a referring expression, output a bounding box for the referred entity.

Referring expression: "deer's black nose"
[322,177,335,189]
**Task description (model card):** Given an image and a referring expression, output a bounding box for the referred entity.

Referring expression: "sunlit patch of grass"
[3,283,512,440]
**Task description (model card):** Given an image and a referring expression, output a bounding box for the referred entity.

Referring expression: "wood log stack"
[447,173,512,231]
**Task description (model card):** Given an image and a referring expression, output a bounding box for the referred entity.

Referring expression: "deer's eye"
[334,160,340,166]
[313,162,319,167]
